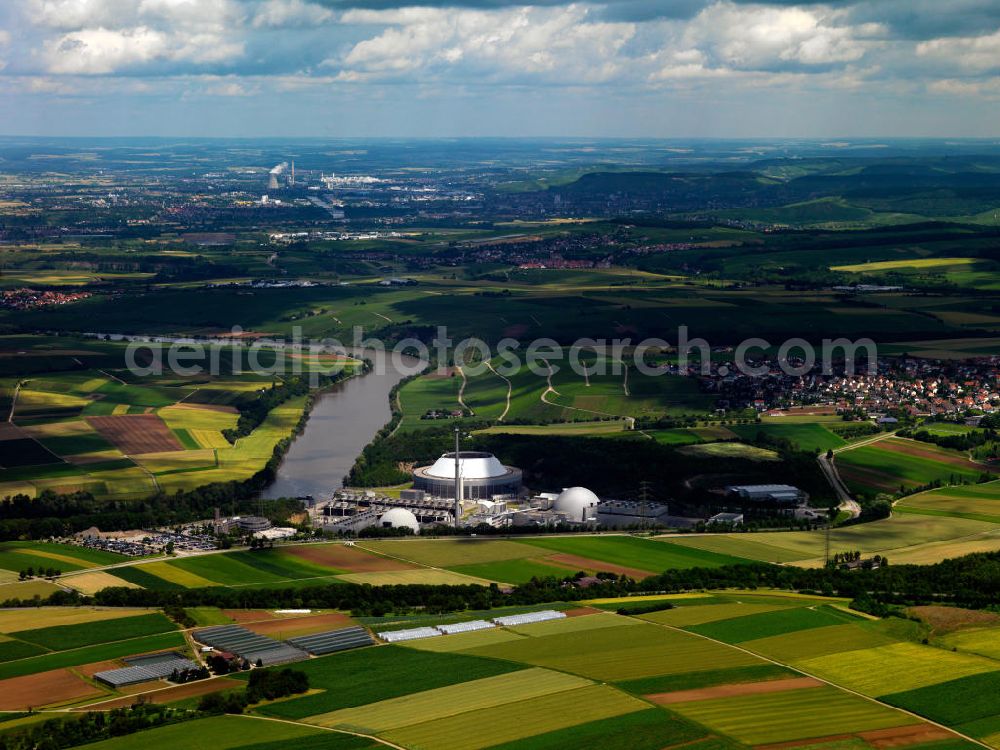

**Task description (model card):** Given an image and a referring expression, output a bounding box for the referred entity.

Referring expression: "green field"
[10,612,177,650]
[836,438,992,495]
[882,671,1000,729]
[0,631,186,681]
[897,482,1000,523]
[481,708,707,750]
[0,542,126,576]
[664,514,1000,566]
[727,422,846,453]
[78,715,357,750]
[686,605,861,643]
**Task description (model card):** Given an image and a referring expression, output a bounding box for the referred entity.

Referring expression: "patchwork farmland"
[2,582,1000,749]
[0,338,363,500]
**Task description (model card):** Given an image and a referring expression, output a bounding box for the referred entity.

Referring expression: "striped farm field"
[897,481,1000,522]
[686,605,862,643]
[282,543,415,573]
[682,515,998,566]
[795,642,999,695]
[664,534,808,564]
[638,602,799,628]
[384,684,649,750]
[163,554,292,586]
[134,560,220,588]
[481,708,708,750]
[306,668,593,733]
[519,535,751,573]
[836,438,993,494]
[464,620,764,681]
[10,612,177,650]
[880,671,1000,730]
[188,429,232,449]
[742,622,901,661]
[667,686,915,745]
[336,569,494,586]
[60,571,140,595]
[77,715,337,750]
[448,557,578,584]
[0,542,125,575]
[0,606,150,633]
[940,627,1000,661]
[252,645,525,720]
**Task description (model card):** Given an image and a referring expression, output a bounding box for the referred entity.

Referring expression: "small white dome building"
[379,507,420,535]
[554,487,599,522]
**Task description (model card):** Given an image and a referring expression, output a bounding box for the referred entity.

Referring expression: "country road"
[817,430,899,518]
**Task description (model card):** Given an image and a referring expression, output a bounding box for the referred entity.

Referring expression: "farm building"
[412,451,523,500]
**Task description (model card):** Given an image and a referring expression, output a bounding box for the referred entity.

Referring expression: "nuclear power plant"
[308,427,673,535]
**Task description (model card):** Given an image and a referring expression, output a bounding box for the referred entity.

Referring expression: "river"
[262,351,419,500]
[78,333,420,501]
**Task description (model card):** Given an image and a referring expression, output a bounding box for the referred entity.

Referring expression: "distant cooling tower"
[268,173,279,190]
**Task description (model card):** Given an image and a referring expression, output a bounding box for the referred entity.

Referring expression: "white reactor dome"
[379,508,420,535]
[554,487,599,520]
[424,451,508,480]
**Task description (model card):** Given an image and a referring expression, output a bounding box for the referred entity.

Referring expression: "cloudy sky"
[0,0,998,137]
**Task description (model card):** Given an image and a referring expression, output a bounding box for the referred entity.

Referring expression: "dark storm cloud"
[844,0,1000,40]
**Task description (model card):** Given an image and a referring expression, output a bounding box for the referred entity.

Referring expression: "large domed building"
[553,487,599,522]
[412,451,522,500]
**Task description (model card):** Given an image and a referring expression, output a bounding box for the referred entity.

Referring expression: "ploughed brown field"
[78,677,243,710]
[87,415,182,454]
[284,543,416,573]
[244,612,355,638]
[0,669,103,710]
[545,552,654,580]
[908,604,1000,634]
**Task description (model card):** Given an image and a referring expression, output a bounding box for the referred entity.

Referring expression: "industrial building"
[725,484,807,506]
[411,451,522,500]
